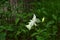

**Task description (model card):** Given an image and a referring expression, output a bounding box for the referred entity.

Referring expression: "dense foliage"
[0,0,59,40]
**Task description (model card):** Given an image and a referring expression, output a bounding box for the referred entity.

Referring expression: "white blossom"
[26,14,40,30]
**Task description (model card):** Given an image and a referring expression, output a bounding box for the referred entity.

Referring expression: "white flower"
[26,14,40,30]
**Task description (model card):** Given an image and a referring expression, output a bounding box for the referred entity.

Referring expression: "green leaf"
[46,21,54,27]
[36,36,44,40]
[0,28,3,32]
[31,33,38,37]
[52,14,57,20]
[5,26,13,31]
[15,31,21,36]
[15,18,20,25]
[0,26,4,32]
[0,32,6,40]
[0,26,13,31]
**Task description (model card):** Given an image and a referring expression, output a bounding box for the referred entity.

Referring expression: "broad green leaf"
[0,32,6,40]
[5,26,13,31]
[0,26,13,31]
[36,36,44,40]
[15,31,21,36]
[46,21,54,27]
[15,18,20,25]
[52,14,57,20]
[31,33,38,37]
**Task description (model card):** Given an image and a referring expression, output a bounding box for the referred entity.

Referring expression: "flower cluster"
[26,14,40,30]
